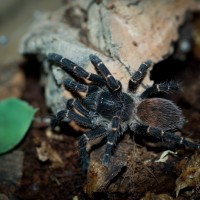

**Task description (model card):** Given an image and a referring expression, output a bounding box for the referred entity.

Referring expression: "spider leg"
[51,110,67,127]
[51,109,95,128]
[128,60,152,91]
[79,127,108,170]
[89,54,121,92]
[134,125,200,150]
[140,81,180,99]
[103,116,121,166]
[67,98,98,118]
[64,79,99,93]
[48,53,105,85]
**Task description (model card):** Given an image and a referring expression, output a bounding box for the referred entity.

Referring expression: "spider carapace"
[88,90,134,121]
[48,53,200,169]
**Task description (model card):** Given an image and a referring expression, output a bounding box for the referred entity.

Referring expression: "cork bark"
[20,0,200,198]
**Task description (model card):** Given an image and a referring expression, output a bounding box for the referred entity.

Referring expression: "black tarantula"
[48,53,200,169]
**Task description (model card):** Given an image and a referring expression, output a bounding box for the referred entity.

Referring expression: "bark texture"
[20,0,200,198]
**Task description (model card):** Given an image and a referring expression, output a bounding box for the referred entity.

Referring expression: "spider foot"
[56,110,68,121]
[79,147,90,170]
[102,153,111,166]
[51,110,67,127]
[79,135,87,146]
[51,115,59,128]
[79,135,90,170]
[48,53,62,62]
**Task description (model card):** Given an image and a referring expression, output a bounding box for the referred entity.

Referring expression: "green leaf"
[0,98,37,154]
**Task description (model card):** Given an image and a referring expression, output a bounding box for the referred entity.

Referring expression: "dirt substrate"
[0,52,199,200]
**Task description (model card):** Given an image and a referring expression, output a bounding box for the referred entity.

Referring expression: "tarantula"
[48,53,200,169]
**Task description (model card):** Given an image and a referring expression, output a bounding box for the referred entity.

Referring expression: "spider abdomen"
[137,98,185,130]
[96,91,134,121]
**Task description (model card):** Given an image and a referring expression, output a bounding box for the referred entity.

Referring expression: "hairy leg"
[134,124,200,149]
[79,127,108,170]
[48,53,105,85]
[128,60,152,91]
[51,109,94,128]
[89,54,121,92]
[103,116,121,166]
[140,81,180,99]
